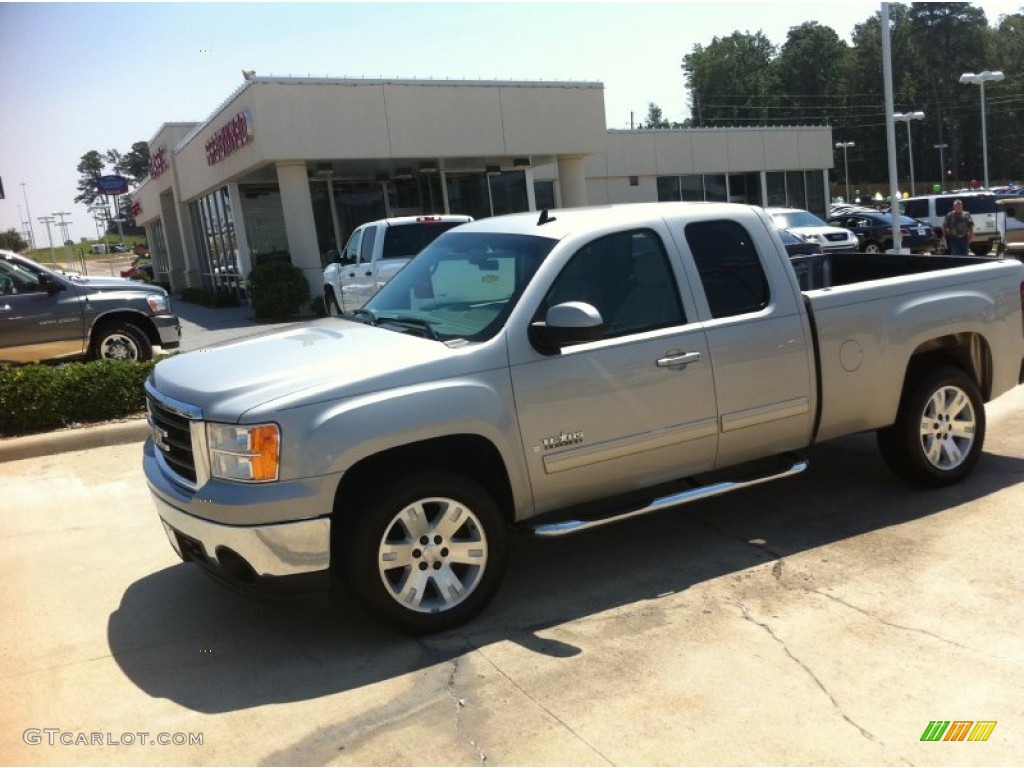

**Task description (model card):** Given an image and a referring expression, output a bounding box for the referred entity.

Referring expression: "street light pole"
[835,141,855,202]
[934,143,949,190]
[20,182,36,249]
[960,70,1005,190]
[893,111,925,196]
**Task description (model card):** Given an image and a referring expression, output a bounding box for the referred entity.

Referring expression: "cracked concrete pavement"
[1,386,1022,766]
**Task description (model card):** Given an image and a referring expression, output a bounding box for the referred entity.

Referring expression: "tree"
[73,150,106,206]
[109,142,150,185]
[682,31,779,126]
[73,141,151,207]
[643,102,670,129]
[772,22,851,125]
[0,228,29,252]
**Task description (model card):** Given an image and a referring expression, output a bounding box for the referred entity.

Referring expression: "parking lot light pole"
[934,143,949,190]
[893,112,925,196]
[835,141,855,202]
[960,71,1005,190]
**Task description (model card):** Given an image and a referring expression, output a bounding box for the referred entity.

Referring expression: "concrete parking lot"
[1,387,1022,766]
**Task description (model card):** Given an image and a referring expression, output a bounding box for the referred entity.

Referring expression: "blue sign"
[96,174,129,195]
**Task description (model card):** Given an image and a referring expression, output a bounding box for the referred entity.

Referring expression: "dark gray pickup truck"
[0,250,180,364]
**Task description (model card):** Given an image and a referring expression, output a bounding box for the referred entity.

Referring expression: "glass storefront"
[765,170,828,216]
[188,187,243,297]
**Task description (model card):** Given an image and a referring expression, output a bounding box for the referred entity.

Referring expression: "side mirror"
[41,275,64,294]
[529,301,605,354]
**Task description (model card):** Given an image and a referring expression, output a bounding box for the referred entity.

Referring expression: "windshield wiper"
[377,314,440,340]
[343,308,379,325]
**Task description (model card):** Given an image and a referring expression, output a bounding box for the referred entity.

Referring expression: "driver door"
[508,228,719,514]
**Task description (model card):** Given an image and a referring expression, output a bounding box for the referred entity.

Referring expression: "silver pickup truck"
[143,203,1024,633]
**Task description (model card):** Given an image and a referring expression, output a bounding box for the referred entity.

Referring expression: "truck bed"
[789,252,982,290]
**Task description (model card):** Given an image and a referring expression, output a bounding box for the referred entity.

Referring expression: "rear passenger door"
[673,219,815,468]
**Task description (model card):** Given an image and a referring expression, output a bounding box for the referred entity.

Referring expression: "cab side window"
[359,227,377,264]
[541,229,685,339]
[0,261,44,295]
[684,220,770,318]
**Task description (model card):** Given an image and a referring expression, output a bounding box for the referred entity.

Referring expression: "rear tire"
[340,472,507,634]
[877,366,985,486]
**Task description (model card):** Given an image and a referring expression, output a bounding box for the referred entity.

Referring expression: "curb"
[0,418,151,463]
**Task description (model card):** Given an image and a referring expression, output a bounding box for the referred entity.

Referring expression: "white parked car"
[766,207,858,253]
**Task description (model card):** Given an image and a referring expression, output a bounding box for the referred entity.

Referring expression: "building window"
[534,180,556,210]
[657,176,680,202]
[149,219,170,279]
[488,170,529,217]
[189,187,243,298]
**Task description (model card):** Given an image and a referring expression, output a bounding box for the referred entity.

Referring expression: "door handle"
[363,271,372,277]
[346,272,355,278]
[657,351,701,368]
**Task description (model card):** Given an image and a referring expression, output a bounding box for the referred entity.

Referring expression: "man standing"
[943,199,974,255]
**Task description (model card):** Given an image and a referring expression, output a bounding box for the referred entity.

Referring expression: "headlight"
[147,294,170,314]
[207,423,280,482]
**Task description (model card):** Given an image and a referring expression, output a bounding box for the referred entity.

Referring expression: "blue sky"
[1,1,1021,243]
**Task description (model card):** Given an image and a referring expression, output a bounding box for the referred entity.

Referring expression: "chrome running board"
[521,453,808,537]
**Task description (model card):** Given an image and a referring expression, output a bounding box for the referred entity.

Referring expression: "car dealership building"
[131,76,834,297]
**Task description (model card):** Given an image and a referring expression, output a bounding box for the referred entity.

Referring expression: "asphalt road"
[1,387,1022,766]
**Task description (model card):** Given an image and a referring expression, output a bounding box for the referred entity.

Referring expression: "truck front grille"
[147,395,198,483]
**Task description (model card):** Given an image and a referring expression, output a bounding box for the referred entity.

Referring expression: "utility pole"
[37,216,57,265]
[20,183,36,249]
[52,211,73,268]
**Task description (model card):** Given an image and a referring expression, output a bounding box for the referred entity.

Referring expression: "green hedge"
[0,360,156,437]
[249,261,310,319]
[180,287,240,308]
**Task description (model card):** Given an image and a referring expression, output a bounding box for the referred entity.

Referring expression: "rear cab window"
[381,221,467,259]
[683,220,770,318]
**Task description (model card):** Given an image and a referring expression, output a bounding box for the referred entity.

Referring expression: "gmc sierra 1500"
[144,202,1024,633]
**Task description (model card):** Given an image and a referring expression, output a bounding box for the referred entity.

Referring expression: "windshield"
[772,210,828,229]
[362,230,556,343]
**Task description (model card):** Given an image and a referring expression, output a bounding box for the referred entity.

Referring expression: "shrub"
[0,360,156,436]
[248,261,310,320]
[180,287,239,308]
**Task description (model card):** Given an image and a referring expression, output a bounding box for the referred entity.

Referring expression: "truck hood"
[149,319,472,421]
[70,275,166,293]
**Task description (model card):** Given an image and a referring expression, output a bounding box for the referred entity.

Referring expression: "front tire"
[91,321,152,361]
[341,472,507,634]
[325,291,342,317]
[863,240,883,254]
[877,366,985,486]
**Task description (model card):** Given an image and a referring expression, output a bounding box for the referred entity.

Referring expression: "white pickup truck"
[144,202,1024,633]
[322,214,472,314]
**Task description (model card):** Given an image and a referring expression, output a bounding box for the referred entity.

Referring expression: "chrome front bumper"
[154,494,331,578]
